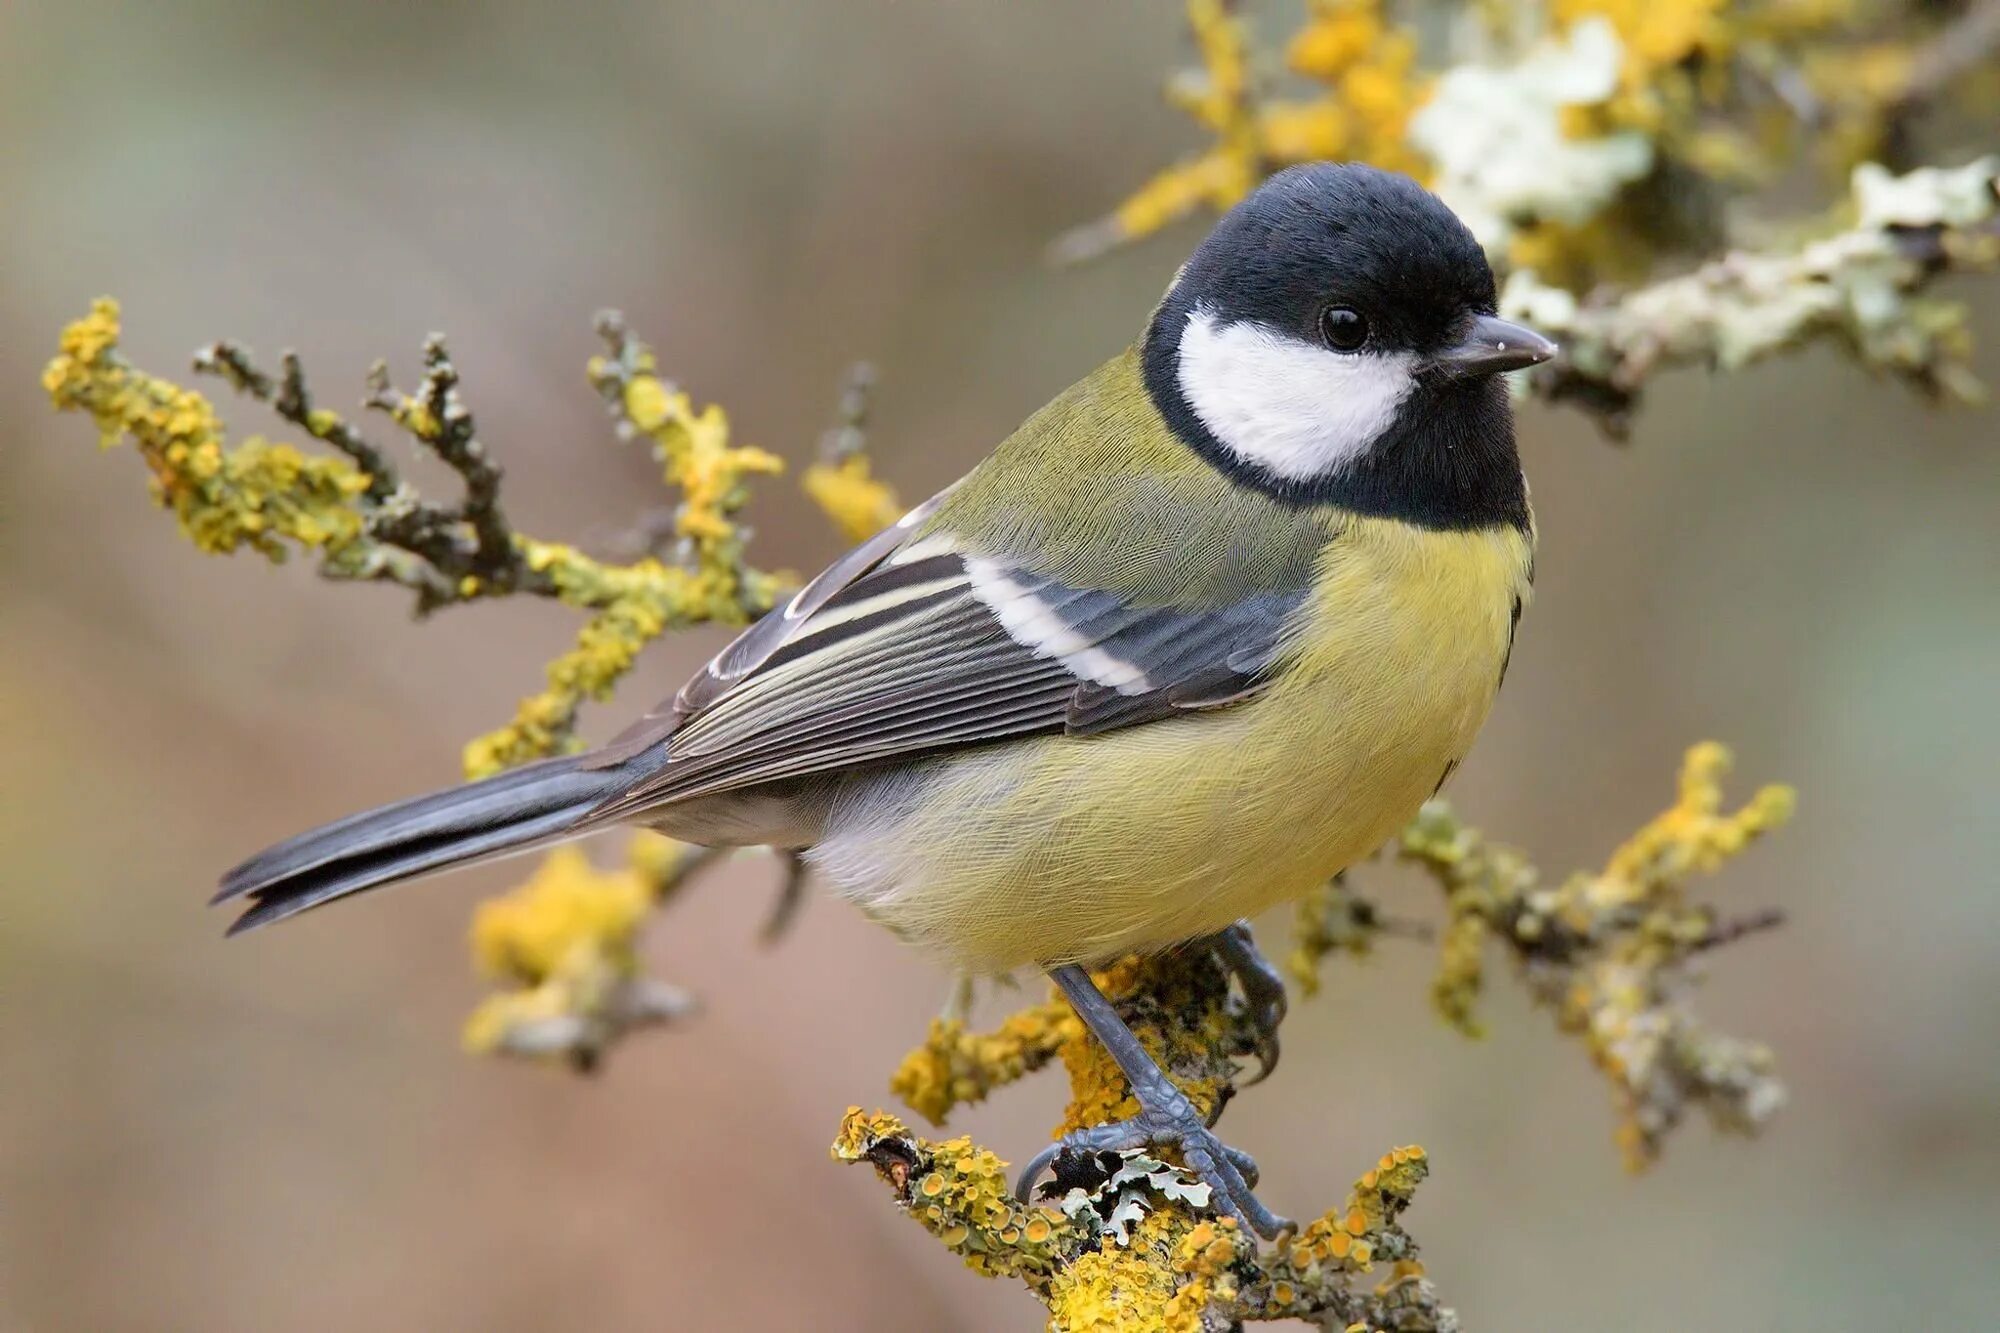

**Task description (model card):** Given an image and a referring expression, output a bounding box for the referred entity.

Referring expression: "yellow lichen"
[1055,0,1429,262]
[1045,1209,1199,1333]
[1398,744,1795,1167]
[460,834,712,1063]
[468,845,650,985]
[1050,957,1234,1139]
[1602,741,1796,886]
[891,1003,1081,1126]
[832,1109,1085,1284]
[43,299,372,562]
[801,454,903,543]
[466,324,788,777]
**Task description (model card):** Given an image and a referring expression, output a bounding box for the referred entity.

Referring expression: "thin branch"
[365,336,528,593]
[193,340,400,500]
[1512,158,2000,437]
[1891,0,2000,115]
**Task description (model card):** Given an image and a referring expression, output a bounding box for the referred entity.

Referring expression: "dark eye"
[1318,306,1368,352]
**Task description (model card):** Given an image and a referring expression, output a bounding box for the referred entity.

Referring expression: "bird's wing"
[575,490,1314,825]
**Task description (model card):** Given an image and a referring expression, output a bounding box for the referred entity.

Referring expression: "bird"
[213,161,1553,1238]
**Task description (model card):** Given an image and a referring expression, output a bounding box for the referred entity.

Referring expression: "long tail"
[213,753,642,936]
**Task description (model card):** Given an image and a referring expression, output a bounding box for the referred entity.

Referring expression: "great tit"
[214,161,1554,1236]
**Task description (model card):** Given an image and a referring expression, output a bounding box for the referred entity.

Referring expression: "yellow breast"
[820,515,1536,973]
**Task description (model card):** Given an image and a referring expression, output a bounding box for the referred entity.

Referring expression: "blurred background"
[3,2,1997,1329]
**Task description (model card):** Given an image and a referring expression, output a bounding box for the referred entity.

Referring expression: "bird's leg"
[1013,964,1294,1240]
[758,850,810,943]
[1207,919,1288,1085]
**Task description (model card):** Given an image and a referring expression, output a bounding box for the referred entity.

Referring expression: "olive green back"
[927,348,1340,607]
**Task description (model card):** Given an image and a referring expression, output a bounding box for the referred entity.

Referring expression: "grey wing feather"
[583,484,959,770]
[576,501,1315,826]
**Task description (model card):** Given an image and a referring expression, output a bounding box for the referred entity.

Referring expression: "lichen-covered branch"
[44,299,789,779]
[1511,157,2000,434]
[1396,743,1794,1167]
[1066,1,2000,436]
[856,745,1788,1326]
[43,300,876,1068]
[462,836,724,1069]
[800,360,904,542]
[848,1065,1456,1330]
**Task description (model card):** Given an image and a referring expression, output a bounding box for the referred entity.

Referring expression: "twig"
[366,337,527,593]
[817,361,876,464]
[1510,158,2000,437]
[1691,908,1787,954]
[193,340,400,500]
[1891,0,2000,115]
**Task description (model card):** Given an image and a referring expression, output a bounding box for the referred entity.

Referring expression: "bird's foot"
[1210,920,1289,1085]
[1013,1083,1293,1240]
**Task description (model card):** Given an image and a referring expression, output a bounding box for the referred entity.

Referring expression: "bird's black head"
[1142,162,1553,532]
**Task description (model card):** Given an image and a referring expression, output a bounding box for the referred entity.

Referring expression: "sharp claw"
[1039,961,1290,1244]
[1211,921,1290,1088]
[1242,1034,1280,1086]
[1013,1141,1064,1203]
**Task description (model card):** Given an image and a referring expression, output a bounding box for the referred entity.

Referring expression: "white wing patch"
[1176,306,1415,481]
[966,557,1155,695]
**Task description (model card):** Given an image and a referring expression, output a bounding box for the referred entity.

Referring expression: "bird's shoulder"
[927,346,1345,606]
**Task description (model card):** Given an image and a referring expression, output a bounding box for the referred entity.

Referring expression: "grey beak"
[1430,314,1558,378]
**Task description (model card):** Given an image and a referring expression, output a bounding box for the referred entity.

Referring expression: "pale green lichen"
[1412,18,1655,254]
[1508,157,2000,433]
[1066,0,1996,417]
[1398,742,1795,1168]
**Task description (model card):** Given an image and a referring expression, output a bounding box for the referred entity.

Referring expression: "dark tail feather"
[214,754,632,935]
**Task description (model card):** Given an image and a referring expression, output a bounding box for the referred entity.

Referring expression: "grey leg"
[759,850,810,943]
[1209,920,1288,1085]
[1013,964,1294,1240]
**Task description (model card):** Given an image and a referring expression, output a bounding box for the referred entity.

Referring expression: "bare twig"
[1691,907,1787,954]
[817,361,877,464]
[366,336,526,592]
[1891,0,2000,115]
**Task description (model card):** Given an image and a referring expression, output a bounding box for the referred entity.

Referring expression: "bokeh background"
[4,3,1997,1329]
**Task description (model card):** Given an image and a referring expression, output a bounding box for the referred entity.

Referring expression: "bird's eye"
[1318,306,1368,352]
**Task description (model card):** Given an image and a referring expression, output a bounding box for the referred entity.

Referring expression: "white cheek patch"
[1176,307,1416,480]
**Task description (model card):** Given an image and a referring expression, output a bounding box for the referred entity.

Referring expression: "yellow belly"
[811,518,1533,973]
